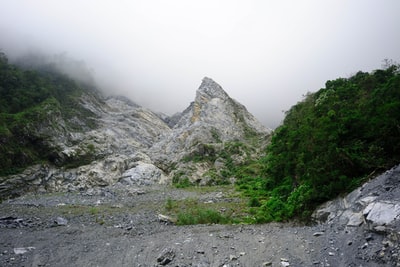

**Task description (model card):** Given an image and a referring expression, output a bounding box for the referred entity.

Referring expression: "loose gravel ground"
[0,185,396,267]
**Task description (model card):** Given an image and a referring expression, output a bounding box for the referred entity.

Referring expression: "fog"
[1,0,399,128]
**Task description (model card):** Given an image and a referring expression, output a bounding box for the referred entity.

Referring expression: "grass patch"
[162,189,249,225]
[176,207,231,225]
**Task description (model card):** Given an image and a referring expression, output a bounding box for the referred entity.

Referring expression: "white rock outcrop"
[0,77,271,197]
[313,165,400,238]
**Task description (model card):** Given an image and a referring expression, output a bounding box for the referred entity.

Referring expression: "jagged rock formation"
[0,77,270,199]
[149,77,271,185]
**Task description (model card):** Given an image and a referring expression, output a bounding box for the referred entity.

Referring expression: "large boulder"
[312,165,400,266]
[363,201,400,228]
[313,165,400,230]
[313,164,400,246]
[119,162,167,186]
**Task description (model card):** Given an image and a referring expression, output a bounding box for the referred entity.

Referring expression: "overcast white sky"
[1,0,399,128]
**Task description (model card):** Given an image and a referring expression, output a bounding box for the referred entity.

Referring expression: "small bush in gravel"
[176,207,231,225]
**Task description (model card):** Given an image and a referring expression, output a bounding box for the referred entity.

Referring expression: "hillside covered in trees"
[0,52,99,176]
[236,62,400,222]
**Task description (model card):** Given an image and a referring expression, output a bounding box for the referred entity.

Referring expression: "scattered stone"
[127,188,146,196]
[263,261,273,266]
[373,226,387,233]
[229,255,238,261]
[328,252,335,256]
[13,247,35,255]
[216,192,223,198]
[365,234,374,241]
[219,233,233,239]
[313,231,324,237]
[0,216,23,228]
[157,214,175,224]
[346,212,363,227]
[54,217,68,226]
[382,240,393,247]
[156,247,175,265]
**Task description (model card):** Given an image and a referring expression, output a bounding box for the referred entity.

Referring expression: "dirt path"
[0,185,394,267]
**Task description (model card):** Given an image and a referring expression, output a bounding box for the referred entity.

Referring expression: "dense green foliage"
[237,64,400,222]
[0,52,98,175]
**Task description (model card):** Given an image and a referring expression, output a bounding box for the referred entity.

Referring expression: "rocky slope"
[312,164,400,265]
[0,92,170,198]
[0,77,270,200]
[150,77,271,185]
[0,166,399,266]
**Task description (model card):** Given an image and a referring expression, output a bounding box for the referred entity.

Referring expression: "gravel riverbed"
[0,184,397,267]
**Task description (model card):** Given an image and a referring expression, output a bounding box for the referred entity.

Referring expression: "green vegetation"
[173,140,259,187]
[176,207,231,225]
[236,63,400,222]
[0,52,99,176]
[176,62,400,224]
[162,191,247,225]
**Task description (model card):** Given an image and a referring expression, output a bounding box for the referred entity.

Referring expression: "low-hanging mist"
[1,0,400,128]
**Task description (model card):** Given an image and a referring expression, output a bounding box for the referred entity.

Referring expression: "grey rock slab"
[363,201,400,226]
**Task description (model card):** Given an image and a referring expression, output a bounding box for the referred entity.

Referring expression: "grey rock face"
[150,77,271,184]
[0,77,271,197]
[0,91,172,197]
[0,165,50,199]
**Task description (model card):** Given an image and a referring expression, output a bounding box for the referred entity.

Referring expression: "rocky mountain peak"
[0,67,271,196]
[149,78,271,185]
[196,77,229,102]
